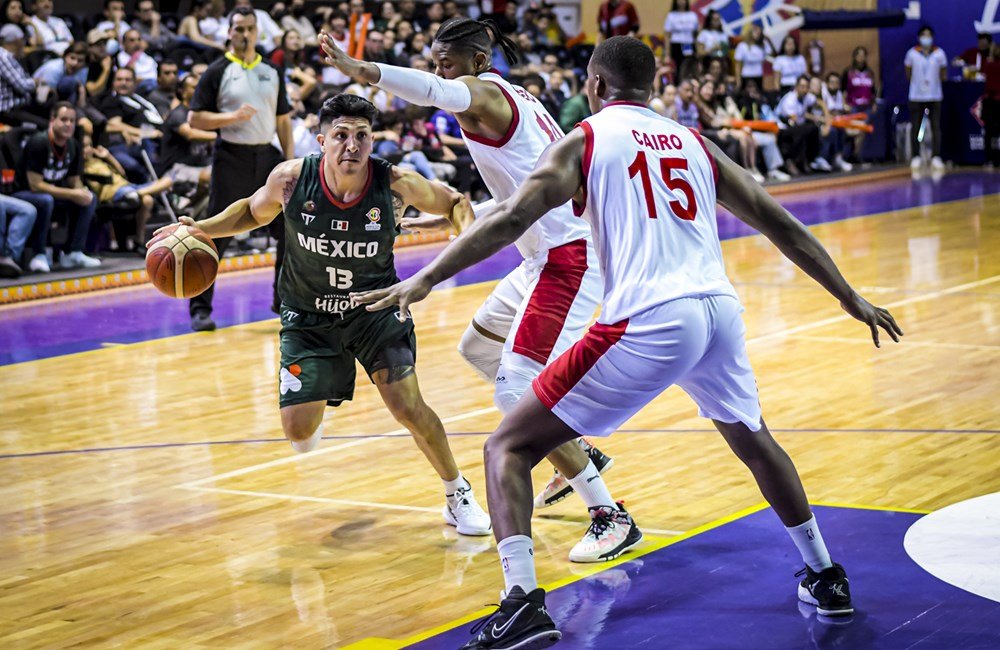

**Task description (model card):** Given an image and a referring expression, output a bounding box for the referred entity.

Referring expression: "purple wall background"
[878,0,996,106]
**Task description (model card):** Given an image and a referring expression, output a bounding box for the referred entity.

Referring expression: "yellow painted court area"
[1,188,999,648]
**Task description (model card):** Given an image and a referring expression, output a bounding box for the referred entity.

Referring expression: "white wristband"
[374,63,473,113]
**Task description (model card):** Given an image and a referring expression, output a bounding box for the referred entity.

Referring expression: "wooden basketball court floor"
[2,171,999,648]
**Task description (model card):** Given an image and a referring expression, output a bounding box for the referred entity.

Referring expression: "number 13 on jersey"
[627,151,698,221]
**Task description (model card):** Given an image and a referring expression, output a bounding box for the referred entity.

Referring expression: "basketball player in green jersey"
[158,94,491,536]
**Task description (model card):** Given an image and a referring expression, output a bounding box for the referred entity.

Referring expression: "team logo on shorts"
[279,365,303,395]
[365,207,382,231]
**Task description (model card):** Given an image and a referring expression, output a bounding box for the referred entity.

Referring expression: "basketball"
[145,224,219,299]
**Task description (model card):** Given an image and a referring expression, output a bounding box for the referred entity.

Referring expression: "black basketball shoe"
[796,563,854,616]
[533,439,615,508]
[461,586,561,650]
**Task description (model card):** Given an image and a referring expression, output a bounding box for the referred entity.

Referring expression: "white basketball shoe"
[534,439,614,509]
[443,483,492,536]
[569,502,643,563]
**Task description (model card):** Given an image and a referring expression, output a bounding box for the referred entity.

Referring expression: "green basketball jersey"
[279,155,399,315]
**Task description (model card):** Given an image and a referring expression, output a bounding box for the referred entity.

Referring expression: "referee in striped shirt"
[188,6,293,331]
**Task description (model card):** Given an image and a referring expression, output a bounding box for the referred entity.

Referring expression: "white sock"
[289,423,323,453]
[785,514,833,571]
[566,460,615,509]
[443,472,469,496]
[497,535,537,594]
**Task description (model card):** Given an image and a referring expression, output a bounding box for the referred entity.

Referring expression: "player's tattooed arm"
[183,159,301,239]
[389,165,474,233]
[352,131,585,318]
[391,190,405,226]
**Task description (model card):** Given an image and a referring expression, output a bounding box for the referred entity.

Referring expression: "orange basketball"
[145,224,219,298]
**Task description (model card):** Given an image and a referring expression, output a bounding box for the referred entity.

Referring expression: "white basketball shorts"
[532,294,763,436]
[472,238,602,378]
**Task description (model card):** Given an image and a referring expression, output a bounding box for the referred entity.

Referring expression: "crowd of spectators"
[0,0,903,280]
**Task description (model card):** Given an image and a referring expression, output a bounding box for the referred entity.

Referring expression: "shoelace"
[585,507,617,539]
[469,603,503,637]
[794,567,809,578]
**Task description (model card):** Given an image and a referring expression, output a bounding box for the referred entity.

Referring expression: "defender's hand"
[350,275,433,321]
[840,291,903,347]
[318,32,369,80]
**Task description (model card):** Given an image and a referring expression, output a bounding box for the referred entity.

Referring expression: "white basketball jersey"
[578,102,738,324]
[462,71,590,260]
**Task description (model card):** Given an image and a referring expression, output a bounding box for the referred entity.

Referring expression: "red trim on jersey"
[460,81,520,147]
[511,239,589,365]
[572,121,594,216]
[532,318,629,409]
[319,158,374,209]
[605,101,649,109]
[688,128,719,184]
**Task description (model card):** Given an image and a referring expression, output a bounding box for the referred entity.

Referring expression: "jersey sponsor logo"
[279,364,303,395]
[314,294,355,314]
[296,232,379,258]
[365,207,382,231]
[302,212,316,226]
[331,219,349,231]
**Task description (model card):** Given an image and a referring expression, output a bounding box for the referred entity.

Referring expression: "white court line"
[180,484,684,535]
[748,274,1000,345]
[788,335,1000,352]
[176,405,498,489]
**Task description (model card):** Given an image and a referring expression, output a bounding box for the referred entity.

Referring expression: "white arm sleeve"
[374,63,473,113]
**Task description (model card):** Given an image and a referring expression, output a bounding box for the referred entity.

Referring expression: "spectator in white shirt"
[281,0,317,46]
[232,0,282,52]
[776,75,824,175]
[905,25,948,170]
[29,0,72,55]
[734,23,769,90]
[117,29,157,94]
[773,35,807,95]
[695,10,728,61]
[663,0,699,68]
[95,0,131,41]
[178,0,225,53]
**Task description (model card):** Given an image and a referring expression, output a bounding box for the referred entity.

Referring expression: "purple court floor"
[409,505,1000,649]
[3,171,999,366]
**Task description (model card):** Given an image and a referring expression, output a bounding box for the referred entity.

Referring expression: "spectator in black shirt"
[85,28,116,97]
[145,59,179,118]
[160,73,214,192]
[13,102,100,270]
[96,66,164,181]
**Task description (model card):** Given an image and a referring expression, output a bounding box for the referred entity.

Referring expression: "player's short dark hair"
[918,24,934,37]
[50,100,76,119]
[104,0,124,8]
[434,16,521,66]
[318,94,378,130]
[229,5,256,27]
[591,36,655,93]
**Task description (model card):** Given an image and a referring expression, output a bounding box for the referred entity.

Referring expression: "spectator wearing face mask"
[905,25,947,171]
[282,0,317,46]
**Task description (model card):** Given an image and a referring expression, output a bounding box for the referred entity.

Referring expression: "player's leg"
[277,307,353,453]
[466,314,701,650]
[678,295,853,616]
[456,261,527,383]
[280,400,327,453]
[496,241,625,554]
[358,311,491,536]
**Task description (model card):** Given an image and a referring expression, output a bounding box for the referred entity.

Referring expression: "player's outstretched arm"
[389,166,475,234]
[709,137,903,347]
[152,160,302,242]
[317,32,508,126]
[351,129,586,319]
